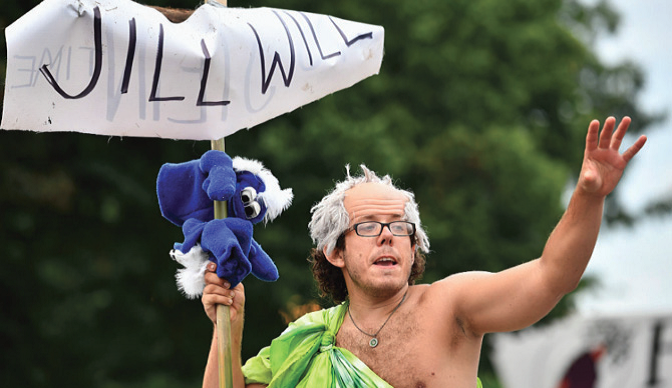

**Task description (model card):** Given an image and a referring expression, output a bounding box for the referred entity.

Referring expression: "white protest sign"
[492,312,672,388]
[1,0,384,140]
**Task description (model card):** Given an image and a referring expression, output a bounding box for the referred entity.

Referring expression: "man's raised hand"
[579,116,647,197]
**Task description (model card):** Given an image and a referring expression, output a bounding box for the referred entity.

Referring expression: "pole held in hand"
[211,137,233,388]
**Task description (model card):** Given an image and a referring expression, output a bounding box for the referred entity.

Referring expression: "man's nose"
[377,224,394,244]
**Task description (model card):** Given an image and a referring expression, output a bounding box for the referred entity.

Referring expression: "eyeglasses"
[349,221,416,237]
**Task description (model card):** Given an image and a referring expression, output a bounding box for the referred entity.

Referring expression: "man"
[201,117,647,387]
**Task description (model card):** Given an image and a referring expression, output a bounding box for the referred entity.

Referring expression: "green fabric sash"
[242,303,483,388]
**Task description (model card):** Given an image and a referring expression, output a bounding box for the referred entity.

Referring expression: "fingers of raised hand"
[610,116,631,151]
[587,116,634,154]
[621,134,648,164]
[586,119,601,151]
[597,117,617,149]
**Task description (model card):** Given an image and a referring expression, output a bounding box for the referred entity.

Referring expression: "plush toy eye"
[240,187,261,219]
[244,201,262,219]
[241,187,257,204]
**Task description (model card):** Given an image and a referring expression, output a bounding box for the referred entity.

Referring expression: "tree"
[0,0,659,386]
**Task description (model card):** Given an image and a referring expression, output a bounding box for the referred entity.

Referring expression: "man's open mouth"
[374,257,397,267]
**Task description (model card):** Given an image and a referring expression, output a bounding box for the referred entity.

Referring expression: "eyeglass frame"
[347,221,416,237]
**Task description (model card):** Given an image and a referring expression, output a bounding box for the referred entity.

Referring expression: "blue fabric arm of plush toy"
[173,218,207,252]
[173,217,254,287]
[201,218,254,287]
[249,240,279,282]
[174,218,279,286]
[200,150,237,203]
[173,218,253,287]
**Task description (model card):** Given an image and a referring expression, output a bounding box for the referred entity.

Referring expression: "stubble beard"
[342,249,411,299]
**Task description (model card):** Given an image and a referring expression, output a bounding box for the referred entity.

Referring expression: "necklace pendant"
[369,337,379,348]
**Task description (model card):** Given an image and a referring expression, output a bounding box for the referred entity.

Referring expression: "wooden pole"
[207,1,231,387]
[210,137,233,388]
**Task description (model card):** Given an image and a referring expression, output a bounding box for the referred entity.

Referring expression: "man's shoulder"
[425,271,493,291]
[414,271,492,305]
[288,303,345,327]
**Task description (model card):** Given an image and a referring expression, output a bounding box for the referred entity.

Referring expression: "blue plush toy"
[157,150,293,298]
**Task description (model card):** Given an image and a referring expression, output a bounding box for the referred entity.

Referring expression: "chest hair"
[336,310,430,387]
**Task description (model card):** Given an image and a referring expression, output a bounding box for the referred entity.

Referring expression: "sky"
[574,0,672,315]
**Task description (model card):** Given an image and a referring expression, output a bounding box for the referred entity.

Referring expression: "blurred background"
[1,0,669,387]
[572,0,672,316]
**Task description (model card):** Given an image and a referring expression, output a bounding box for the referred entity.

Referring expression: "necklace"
[347,291,408,348]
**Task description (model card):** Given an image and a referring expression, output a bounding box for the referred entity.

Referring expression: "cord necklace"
[347,290,408,348]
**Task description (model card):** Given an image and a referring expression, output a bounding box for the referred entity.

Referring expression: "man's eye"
[391,225,405,233]
[359,224,377,232]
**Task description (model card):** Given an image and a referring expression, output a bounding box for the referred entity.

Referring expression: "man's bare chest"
[336,310,442,388]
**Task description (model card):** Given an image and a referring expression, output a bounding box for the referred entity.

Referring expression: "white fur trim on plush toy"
[232,157,293,224]
[170,244,210,299]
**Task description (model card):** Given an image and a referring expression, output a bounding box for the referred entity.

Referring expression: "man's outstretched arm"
[532,116,647,296]
[436,117,647,335]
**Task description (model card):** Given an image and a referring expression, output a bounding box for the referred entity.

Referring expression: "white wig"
[309,164,430,256]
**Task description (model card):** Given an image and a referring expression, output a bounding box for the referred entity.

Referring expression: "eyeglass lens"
[355,221,414,236]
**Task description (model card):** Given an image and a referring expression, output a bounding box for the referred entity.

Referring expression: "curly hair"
[307,165,430,303]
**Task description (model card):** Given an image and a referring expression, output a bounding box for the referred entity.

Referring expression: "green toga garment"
[242,302,483,388]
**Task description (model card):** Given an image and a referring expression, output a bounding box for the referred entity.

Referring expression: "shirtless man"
[201,117,646,387]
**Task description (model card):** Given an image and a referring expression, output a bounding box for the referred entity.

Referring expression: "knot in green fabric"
[319,332,335,352]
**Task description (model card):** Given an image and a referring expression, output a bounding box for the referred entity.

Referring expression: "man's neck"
[347,285,410,319]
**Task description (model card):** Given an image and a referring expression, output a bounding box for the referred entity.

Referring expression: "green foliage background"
[0,0,660,386]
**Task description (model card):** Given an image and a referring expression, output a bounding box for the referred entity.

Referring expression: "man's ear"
[323,246,345,268]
